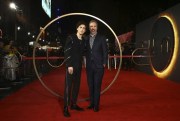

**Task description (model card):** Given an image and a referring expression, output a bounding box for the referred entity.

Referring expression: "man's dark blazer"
[85,33,108,108]
[85,34,108,69]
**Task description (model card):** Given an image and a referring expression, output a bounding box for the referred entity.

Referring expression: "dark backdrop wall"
[135,3,180,82]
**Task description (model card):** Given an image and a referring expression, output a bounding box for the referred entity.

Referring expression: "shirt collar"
[90,33,97,37]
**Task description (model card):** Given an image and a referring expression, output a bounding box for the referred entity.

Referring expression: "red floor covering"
[0,67,180,121]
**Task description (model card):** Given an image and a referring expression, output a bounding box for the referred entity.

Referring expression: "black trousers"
[64,67,82,106]
[86,61,104,108]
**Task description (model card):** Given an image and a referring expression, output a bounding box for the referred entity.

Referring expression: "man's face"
[89,22,97,34]
[77,24,86,35]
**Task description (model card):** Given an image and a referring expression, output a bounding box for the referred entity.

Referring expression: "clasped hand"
[68,67,73,75]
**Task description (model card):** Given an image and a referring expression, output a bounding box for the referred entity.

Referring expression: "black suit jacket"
[64,34,85,68]
[85,34,108,68]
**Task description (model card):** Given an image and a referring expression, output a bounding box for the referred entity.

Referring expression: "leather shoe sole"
[93,107,99,112]
[70,105,84,111]
[64,110,70,117]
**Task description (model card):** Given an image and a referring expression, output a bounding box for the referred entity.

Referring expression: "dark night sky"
[1,0,180,40]
[52,0,180,34]
[15,0,180,34]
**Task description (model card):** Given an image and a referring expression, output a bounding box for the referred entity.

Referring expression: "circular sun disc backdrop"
[150,13,179,79]
[33,13,122,101]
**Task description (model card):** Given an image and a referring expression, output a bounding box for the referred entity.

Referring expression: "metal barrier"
[108,47,152,69]
[131,48,151,66]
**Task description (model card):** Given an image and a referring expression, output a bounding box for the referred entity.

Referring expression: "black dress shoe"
[87,105,94,109]
[64,106,70,117]
[93,107,99,112]
[70,105,84,111]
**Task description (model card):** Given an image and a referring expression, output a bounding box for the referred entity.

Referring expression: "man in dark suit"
[63,21,86,117]
[85,20,108,112]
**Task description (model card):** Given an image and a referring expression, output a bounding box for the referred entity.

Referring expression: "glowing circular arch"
[33,13,122,100]
[151,13,179,79]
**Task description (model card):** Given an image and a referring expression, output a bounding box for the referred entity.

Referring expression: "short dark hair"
[76,21,87,29]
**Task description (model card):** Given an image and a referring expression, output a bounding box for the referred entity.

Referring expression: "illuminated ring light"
[33,13,122,100]
[46,49,66,68]
[150,13,179,79]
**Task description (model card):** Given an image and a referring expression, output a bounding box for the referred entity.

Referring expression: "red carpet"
[0,67,180,121]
